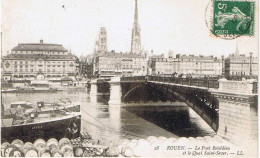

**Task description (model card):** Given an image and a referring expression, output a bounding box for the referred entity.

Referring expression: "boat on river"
[1,80,61,93]
[1,99,81,142]
[1,112,81,143]
[3,99,80,119]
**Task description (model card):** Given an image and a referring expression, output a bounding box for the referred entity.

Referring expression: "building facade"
[151,54,222,77]
[93,51,147,78]
[178,55,222,76]
[2,40,78,82]
[78,55,94,79]
[225,53,258,78]
[224,41,258,78]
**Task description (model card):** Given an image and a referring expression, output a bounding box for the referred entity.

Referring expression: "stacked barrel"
[71,132,108,157]
[1,138,73,157]
[1,135,234,157]
[116,135,234,157]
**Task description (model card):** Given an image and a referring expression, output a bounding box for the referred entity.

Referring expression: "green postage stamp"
[211,0,255,38]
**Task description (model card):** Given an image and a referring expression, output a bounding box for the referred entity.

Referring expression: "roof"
[2,54,77,61]
[11,101,32,105]
[151,54,164,59]
[179,55,214,60]
[12,43,68,52]
[31,80,49,84]
[61,76,73,81]
[96,52,143,58]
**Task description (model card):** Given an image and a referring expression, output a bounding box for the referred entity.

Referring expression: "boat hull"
[1,89,61,93]
[1,114,81,143]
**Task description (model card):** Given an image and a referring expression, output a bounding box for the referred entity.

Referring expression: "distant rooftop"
[12,40,68,52]
[97,51,143,58]
[2,54,76,60]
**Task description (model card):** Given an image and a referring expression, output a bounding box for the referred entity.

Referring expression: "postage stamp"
[205,0,255,39]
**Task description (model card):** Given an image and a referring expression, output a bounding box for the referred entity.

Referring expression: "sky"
[1,0,258,57]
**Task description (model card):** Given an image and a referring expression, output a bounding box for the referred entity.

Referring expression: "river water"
[2,87,215,142]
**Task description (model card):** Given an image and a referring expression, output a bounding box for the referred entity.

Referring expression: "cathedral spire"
[134,0,138,26]
[131,0,142,55]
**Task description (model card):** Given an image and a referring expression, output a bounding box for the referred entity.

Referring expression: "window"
[31,69,33,72]
[5,62,10,68]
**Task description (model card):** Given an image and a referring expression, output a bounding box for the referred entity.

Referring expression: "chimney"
[40,39,43,44]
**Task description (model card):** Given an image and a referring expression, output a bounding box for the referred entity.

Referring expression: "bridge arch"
[123,85,142,100]
[148,82,219,132]
[121,82,148,102]
[117,76,258,144]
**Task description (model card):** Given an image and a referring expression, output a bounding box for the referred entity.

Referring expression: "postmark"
[205,0,255,39]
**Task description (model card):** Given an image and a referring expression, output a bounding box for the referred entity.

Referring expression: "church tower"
[131,0,142,55]
[94,27,107,55]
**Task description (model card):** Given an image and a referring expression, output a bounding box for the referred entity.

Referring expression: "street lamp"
[115,60,121,77]
[221,55,224,76]
[249,52,253,76]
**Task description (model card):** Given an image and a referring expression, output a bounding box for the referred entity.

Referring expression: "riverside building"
[93,51,147,78]
[225,53,258,78]
[224,42,258,78]
[2,40,78,82]
[151,54,222,77]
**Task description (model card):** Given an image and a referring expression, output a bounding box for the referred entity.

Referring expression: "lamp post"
[249,52,253,76]
[221,55,225,76]
[115,60,121,77]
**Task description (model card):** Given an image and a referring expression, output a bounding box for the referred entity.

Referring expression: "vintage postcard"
[1,0,258,157]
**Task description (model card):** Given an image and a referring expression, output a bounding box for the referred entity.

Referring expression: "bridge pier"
[90,79,98,103]
[210,78,258,145]
[108,77,122,107]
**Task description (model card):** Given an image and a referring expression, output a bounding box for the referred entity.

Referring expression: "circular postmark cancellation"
[205,0,255,40]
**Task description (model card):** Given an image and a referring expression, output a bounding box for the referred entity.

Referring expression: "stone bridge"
[89,75,258,144]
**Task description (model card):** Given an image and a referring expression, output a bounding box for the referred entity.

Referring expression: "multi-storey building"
[2,40,78,82]
[78,55,94,79]
[151,54,222,76]
[224,42,258,78]
[151,57,180,75]
[93,51,147,78]
[178,54,222,76]
[225,53,258,77]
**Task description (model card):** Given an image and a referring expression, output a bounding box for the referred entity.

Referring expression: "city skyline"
[2,0,258,57]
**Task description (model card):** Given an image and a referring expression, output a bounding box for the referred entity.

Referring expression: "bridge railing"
[147,76,219,89]
[120,76,146,82]
[120,75,257,93]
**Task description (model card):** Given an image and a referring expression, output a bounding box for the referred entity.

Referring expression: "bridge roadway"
[90,75,258,144]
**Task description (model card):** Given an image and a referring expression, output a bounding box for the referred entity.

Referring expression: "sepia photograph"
[1,0,258,157]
